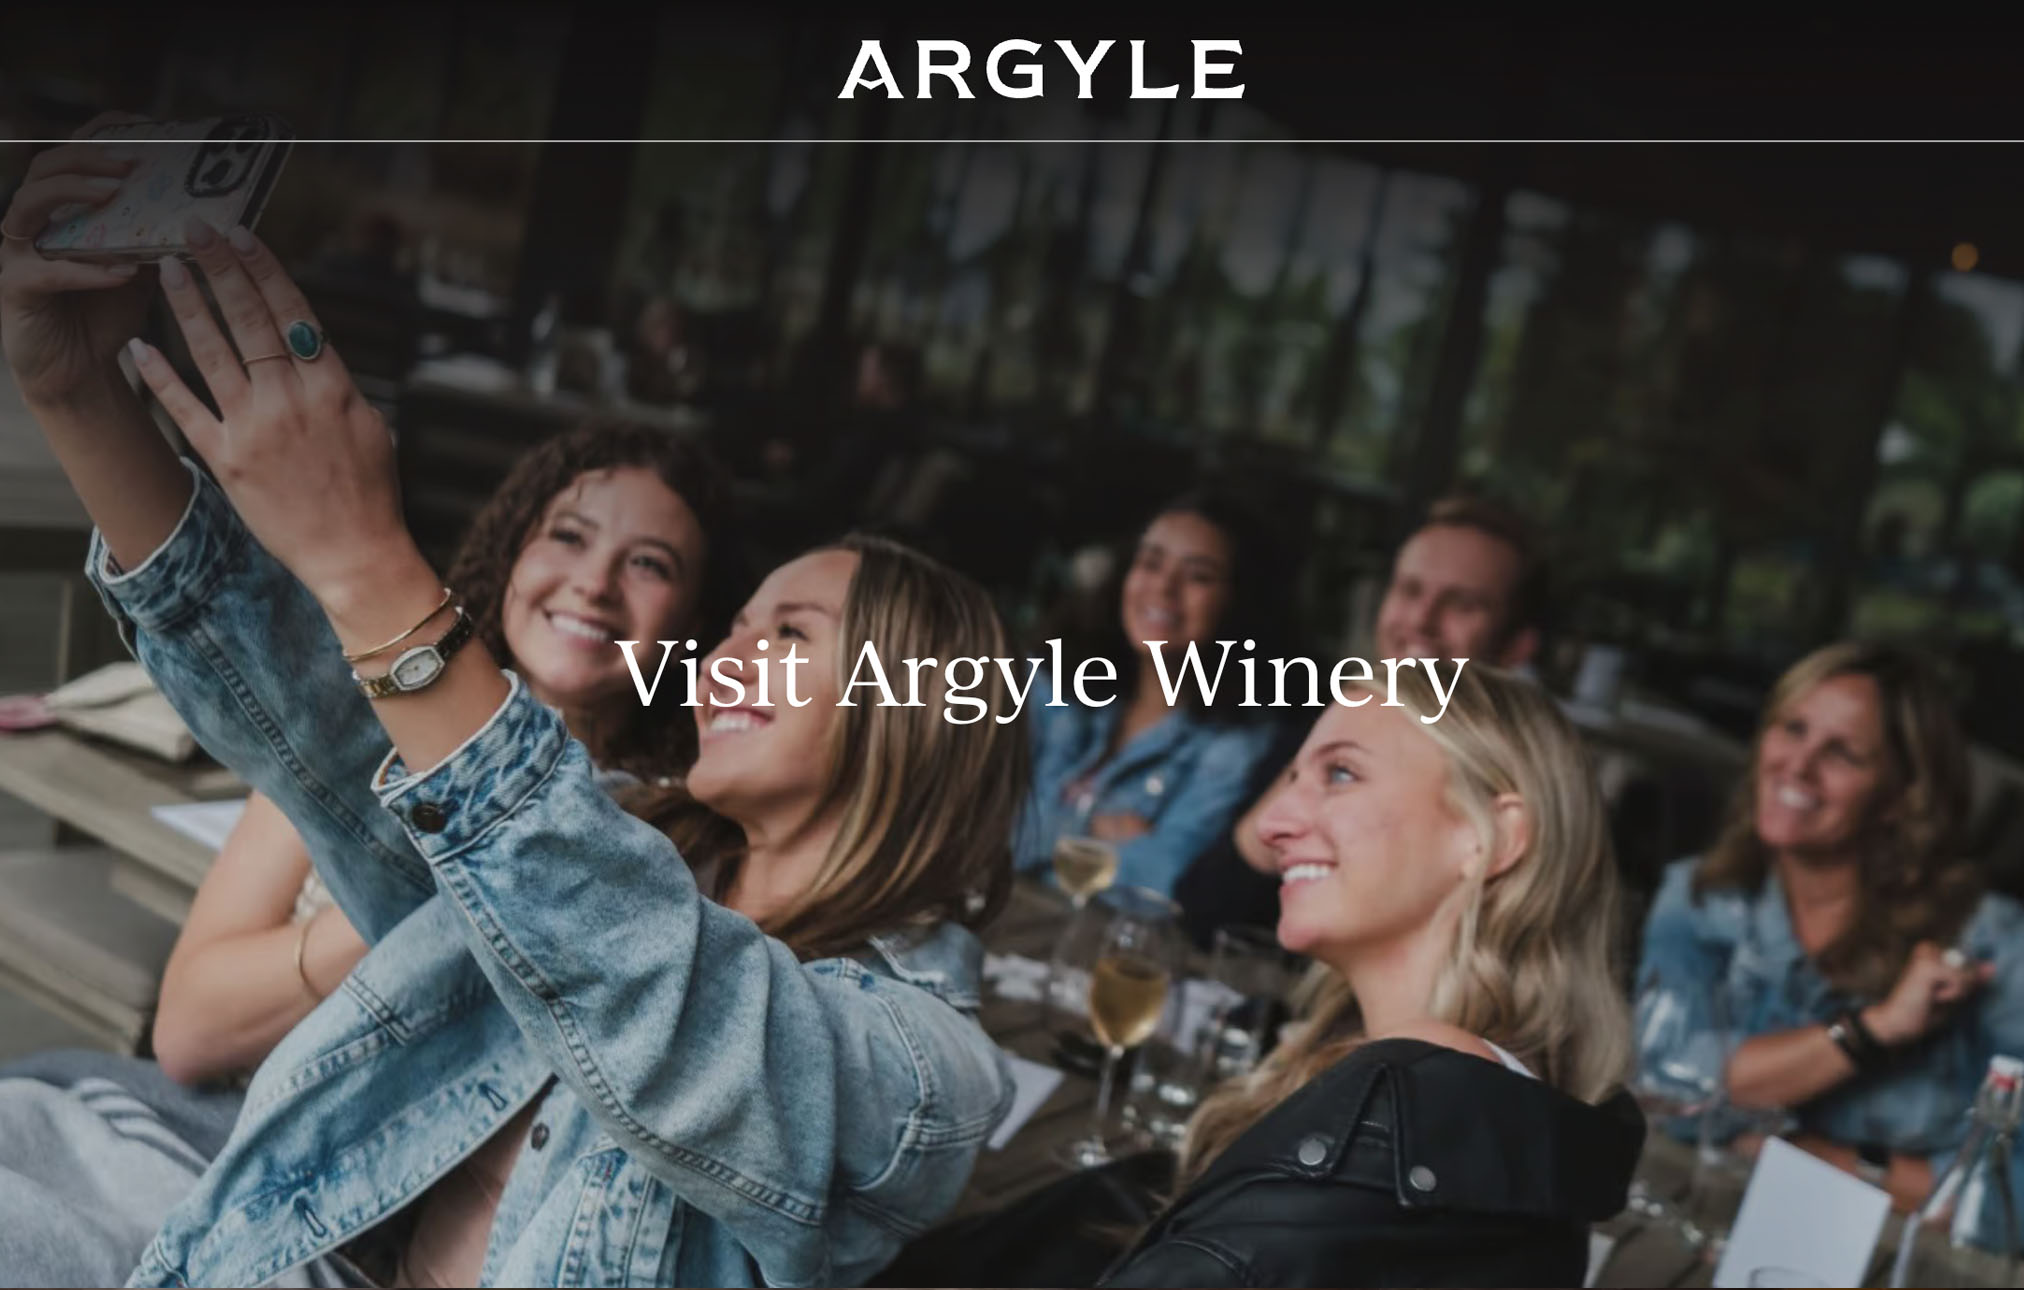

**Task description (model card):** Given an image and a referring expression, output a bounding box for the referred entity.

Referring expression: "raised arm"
[8,131,438,938]
[152,791,368,1085]
[0,122,192,565]
[114,226,1010,1284]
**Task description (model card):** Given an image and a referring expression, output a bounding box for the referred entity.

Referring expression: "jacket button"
[1409,1164,1438,1192]
[530,1123,550,1150]
[1296,1135,1327,1167]
[410,802,448,833]
[1145,774,1165,796]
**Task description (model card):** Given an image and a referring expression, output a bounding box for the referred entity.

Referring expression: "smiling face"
[686,549,858,827]
[1253,700,1483,968]
[1753,672,1893,859]
[1120,511,1233,657]
[1375,523,1528,666]
[499,466,706,720]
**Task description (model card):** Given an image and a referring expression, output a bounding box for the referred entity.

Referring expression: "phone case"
[33,115,294,261]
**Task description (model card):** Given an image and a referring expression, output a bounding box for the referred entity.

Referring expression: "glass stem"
[1087,1046,1121,1142]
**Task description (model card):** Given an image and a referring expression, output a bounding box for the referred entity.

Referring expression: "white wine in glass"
[1059,887,1183,1170]
[1053,837,1119,907]
[1090,953,1171,1051]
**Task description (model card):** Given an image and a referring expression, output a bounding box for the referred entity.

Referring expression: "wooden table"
[0,726,241,1050]
[966,880,2021,1287]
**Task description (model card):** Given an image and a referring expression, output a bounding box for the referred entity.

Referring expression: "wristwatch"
[352,607,474,700]
[1856,1141,1889,1186]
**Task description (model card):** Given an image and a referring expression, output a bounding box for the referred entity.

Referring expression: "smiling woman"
[1015,489,1289,899]
[453,419,751,778]
[1638,643,2024,1228]
[0,134,1033,1281]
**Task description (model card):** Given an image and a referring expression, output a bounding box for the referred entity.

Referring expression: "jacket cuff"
[370,672,573,862]
[85,458,242,647]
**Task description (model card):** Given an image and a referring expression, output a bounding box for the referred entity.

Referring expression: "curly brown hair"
[445,419,749,781]
[1694,641,1980,999]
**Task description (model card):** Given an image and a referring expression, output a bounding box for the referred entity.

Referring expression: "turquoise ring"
[284,320,324,361]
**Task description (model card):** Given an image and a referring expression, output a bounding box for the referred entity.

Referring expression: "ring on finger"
[243,352,290,369]
[283,320,325,362]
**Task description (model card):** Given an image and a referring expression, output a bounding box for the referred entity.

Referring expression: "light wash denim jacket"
[87,461,1013,1287]
[1640,857,2024,1239]
[1013,676,1277,899]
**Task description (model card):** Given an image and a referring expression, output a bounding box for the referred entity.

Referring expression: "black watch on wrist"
[1856,1141,1889,1186]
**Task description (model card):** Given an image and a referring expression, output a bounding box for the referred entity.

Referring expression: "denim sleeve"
[82,459,434,942]
[1110,724,1271,897]
[370,679,1011,1286]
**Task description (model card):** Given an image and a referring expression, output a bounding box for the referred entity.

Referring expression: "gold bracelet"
[294,916,323,1000]
[341,588,456,663]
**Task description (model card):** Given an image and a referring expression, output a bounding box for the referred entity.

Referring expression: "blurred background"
[2,12,2024,850]
[6,15,2024,743]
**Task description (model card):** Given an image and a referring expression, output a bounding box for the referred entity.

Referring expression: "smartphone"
[32,114,294,262]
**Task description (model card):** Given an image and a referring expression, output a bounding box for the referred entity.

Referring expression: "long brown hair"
[1175,664,1632,1188]
[629,534,1028,961]
[1693,641,1978,999]
[446,419,749,781]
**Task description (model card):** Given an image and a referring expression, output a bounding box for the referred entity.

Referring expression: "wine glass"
[1059,887,1185,1169]
[1192,925,1292,1086]
[1053,835,1119,910]
[1042,897,1108,1077]
[1131,925,1289,1145]
[1627,968,1730,1251]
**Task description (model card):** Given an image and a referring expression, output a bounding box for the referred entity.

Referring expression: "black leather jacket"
[1098,1037,1646,1287]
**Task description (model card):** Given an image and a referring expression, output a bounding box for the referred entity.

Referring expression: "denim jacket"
[87,461,1013,1287]
[1013,677,1276,899]
[1639,857,2024,1236]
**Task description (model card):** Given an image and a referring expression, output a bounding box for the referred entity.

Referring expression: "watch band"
[1828,1009,1887,1072]
[1856,1141,1890,1185]
[353,606,474,700]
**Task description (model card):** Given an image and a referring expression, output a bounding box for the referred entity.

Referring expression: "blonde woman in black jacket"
[882,663,1642,1287]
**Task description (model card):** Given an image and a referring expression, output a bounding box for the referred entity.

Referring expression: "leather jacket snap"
[1099,1037,1646,1287]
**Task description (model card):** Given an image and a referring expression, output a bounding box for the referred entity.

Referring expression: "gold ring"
[243,352,290,367]
[1,222,35,242]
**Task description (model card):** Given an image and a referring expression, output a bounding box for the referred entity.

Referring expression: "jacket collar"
[1179,1037,1645,1225]
[859,920,986,1011]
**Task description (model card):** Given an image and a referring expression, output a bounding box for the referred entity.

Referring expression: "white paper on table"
[150,798,248,852]
[1585,1231,1615,1287]
[1711,1135,1890,1288]
[988,1051,1066,1151]
[982,952,1051,1002]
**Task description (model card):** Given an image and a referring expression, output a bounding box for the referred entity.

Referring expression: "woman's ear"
[1484,793,1531,880]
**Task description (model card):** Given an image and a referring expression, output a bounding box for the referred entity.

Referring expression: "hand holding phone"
[31,115,293,263]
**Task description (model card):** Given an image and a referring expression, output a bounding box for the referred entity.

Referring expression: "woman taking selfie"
[1638,642,2024,1222]
[1016,492,1287,900]
[2,130,1026,1287]
[0,418,742,1277]
[884,664,1644,1287]
[140,416,743,1090]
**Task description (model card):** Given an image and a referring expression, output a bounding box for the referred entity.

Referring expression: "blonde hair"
[1694,642,1977,999]
[1175,664,1632,1187]
[629,534,1027,961]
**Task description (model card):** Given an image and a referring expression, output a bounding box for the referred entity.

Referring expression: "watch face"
[390,647,443,691]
